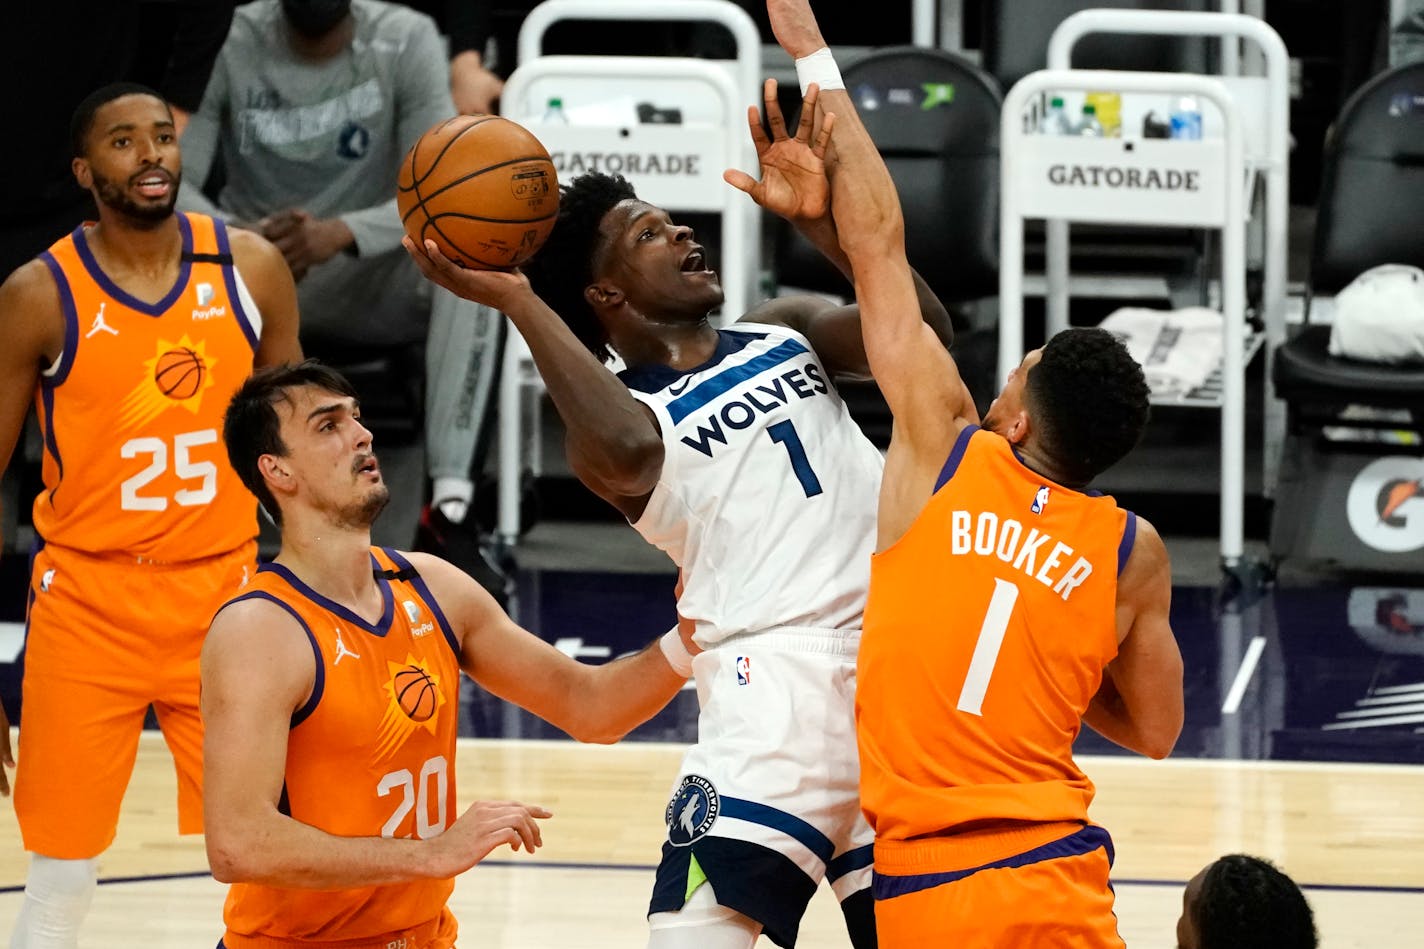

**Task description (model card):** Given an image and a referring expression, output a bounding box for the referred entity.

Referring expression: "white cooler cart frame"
[496,0,763,548]
[999,69,1248,567]
[1043,10,1292,499]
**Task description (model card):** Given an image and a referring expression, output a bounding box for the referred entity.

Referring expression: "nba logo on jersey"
[195,282,215,307]
[736,656,750,685]
[1032,485,1050,515]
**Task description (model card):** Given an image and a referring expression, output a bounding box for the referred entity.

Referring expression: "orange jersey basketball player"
[0,83,301,946]
[761,3,1184,945]
[206,360,693,948]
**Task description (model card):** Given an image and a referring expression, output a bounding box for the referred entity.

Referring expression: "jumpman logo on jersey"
[86,302,119,338]
[333,627,361,665]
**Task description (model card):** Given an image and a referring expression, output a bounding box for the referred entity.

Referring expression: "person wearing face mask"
[178,0,507,569]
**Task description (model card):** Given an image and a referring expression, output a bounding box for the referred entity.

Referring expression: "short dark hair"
[223,360,360,525]
[1025,327,1150,485]
[1195,855,1318,949]
[70,82,170,159]
[524,172,638,363]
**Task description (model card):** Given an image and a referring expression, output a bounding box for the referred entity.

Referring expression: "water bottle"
[1039,96,1073,135]
[1076,104,1104,137]
[1169,96,1203,140]
[543,97,569,124]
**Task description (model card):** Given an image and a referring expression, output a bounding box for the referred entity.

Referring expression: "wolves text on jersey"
[678,361,829,458]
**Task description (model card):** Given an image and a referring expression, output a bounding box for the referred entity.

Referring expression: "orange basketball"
[394,666,438,722]
[154,347,205,399]
[397,115,560,271]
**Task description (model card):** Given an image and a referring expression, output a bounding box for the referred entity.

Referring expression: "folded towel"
[1329,264,1424,365]
[1099,307,1224,397]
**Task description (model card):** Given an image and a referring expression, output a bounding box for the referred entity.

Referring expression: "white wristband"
[795,47,844,96]
[659,627,694,678]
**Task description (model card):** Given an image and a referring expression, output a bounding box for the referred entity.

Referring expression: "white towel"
[1329,264,1424,364]
[1099,307,1223,398]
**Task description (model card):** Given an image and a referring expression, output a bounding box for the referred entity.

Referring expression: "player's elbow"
[206,832,251,884]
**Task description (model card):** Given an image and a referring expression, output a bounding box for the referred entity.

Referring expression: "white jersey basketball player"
[404,73,956,949]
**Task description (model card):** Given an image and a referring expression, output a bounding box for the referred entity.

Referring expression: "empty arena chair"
[980,0,1213,93]
[1270,60,1424,572]
[774,46,1002,312]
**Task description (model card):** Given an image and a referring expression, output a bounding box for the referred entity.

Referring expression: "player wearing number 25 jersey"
[0,85,300,947]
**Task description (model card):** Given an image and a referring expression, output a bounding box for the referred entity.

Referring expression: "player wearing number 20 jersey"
[217,548,462,947]
[16,212,266,859]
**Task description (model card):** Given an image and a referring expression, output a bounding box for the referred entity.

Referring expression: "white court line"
[1221,636,1267,714]
[1338,701,1424,718]
[1367,681,1424,696]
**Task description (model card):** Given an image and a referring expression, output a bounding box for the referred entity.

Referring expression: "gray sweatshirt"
[178,0,453,257]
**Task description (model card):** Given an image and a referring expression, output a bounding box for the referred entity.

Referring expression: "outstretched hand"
[402,236,530,313]
[723,79,836,224]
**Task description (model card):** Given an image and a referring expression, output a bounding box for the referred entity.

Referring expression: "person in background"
[179,0,505,559]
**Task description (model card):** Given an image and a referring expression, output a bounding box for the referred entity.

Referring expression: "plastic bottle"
[543,97,569,124]
[1169,95,1203,140]
[1084,91,1122,137]
[1076,103,1104,137]
[1039,96,1073,135]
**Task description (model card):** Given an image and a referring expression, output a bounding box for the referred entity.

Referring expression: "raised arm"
[1083,518,1184,759]
[407,552,688,743]
[201,598,549,888]
[726,79,954,379]
[764,0,976,547]
[403,243,665,521]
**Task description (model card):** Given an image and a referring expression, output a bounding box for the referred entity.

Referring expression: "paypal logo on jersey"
[678,360,830,458]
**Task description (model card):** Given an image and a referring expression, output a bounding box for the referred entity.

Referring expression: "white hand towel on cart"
[1099,306,1223,398]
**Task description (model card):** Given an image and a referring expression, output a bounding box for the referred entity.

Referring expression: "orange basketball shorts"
[872,822,1126,948]
[15,540,257,859]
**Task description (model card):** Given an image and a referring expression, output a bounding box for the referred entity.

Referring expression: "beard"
[92,168,180,227]
[331,483,390,530]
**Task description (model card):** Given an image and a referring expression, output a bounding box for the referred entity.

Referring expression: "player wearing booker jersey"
[404,47,959,947]
[782,13,1187,943]
[207,360,692,947]
[0,82,301,947]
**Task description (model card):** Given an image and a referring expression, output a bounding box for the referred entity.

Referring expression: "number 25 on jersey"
[119,428,219,511]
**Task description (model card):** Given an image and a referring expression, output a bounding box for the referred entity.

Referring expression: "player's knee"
[13,856,98,946]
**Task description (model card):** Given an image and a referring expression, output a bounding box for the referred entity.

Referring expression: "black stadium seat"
[774,46,1002,310]
[1273,60,1424,418]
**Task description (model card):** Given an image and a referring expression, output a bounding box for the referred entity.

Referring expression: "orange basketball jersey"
[33,213,260,561]
[220,548,463,947]
[857,425,1136,845]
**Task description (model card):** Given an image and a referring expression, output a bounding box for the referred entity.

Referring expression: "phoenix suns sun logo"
[374,655,446,762]
[119,335,218,427]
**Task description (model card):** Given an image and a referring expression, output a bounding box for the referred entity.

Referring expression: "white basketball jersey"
[622,322,884,649]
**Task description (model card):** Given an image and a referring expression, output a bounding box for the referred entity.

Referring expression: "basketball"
[394,665,438,722]
[153,347,205,399]
[397,115,560,271]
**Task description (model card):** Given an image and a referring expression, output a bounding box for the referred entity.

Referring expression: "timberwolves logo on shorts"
[665,774,719,847]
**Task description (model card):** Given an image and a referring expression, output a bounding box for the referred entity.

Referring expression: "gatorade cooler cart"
[1000,10,1291,578]
[495,0,762,550]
